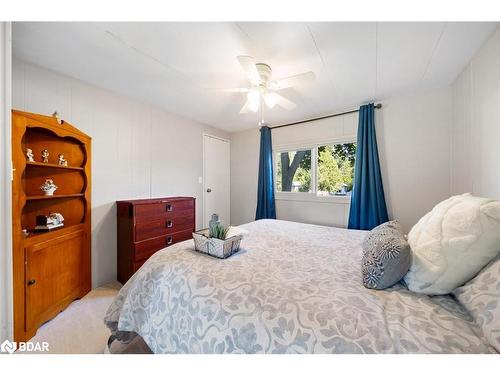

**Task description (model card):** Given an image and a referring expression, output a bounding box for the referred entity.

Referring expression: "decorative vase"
[209,213,220,234]
[40,179,58,196]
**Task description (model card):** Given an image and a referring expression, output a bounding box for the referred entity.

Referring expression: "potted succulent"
[209,223,229,240]
[193,222,242,259]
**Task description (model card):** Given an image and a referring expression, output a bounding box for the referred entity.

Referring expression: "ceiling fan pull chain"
[260,93,265,125]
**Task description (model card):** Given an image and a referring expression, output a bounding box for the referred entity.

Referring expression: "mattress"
[104,219,496,353]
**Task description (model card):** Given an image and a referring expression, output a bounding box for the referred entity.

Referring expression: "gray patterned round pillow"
[362,221,411,290]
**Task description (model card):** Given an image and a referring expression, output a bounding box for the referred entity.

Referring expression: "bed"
[104,219,497,354]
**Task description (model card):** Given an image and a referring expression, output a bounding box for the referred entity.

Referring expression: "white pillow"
[404,193,500,295]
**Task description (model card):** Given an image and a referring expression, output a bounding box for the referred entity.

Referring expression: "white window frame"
[274,136,356,204]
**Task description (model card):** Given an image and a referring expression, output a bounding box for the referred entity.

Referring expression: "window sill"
[275,192,351,204]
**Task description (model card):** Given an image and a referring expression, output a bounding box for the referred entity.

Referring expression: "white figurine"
[41,149,49,163]
[26,148,35,162]
[48,212,64,225]
[40,179,58,196]
[52,111,63,125]
[58,154,68,166]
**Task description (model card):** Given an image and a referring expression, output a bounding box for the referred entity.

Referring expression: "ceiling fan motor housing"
[256,63,272,85]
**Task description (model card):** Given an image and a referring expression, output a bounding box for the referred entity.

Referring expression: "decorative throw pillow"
[453,255,500,352]
[362,220,404,253]
[361,221,411,290]
[404,193,500,295]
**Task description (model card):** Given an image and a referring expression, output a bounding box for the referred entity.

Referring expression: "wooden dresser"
[117,197,196,283]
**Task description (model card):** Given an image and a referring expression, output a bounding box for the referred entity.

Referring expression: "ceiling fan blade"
[239,99,252,114]
[269,71,315,90]
[263,92,278,109]
[237,55,261,85]
[272,93,296,110]
[214,88,249,93]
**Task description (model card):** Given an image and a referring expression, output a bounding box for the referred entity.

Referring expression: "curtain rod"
[269,103,382,130]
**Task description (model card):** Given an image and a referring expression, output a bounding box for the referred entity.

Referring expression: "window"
[275,141,356,199]
[317,143,356,196]
[276,149,312,192]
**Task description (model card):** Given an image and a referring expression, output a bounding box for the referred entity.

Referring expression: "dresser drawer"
[135,218,168,242]
[135,215,194,242]
[133,229,193,261]
[134,199,195,222]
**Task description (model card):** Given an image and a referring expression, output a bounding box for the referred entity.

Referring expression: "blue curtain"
[255,126,276,220]
[348,103,389,230]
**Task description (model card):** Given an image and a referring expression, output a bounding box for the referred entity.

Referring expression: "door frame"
[202,133,230,228]
[0,22,13,342]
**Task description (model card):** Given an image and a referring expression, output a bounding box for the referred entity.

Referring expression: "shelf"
[26,193,85,201]
[23,223,86,245]
[26,161,84,171]
[14,111,92,342]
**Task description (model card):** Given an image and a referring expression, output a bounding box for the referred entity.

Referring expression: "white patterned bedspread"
[105,219,496,353]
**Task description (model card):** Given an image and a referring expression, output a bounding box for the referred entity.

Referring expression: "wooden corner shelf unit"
[12,110,92,342]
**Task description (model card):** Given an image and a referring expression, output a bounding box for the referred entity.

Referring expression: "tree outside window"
[317,143,356,196]
[276,150,311,192]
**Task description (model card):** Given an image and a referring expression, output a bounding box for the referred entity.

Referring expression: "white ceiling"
[13,22,497,132]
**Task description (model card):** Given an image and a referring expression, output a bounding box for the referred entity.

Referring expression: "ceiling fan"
[219,56,315,115]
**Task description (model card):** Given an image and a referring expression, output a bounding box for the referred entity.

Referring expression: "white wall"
[231,88,453,232]
[230,128,260,226]
[12,58,229,288]
[452,26,500,200]
[377,88,452,231]
[0,22,13,342]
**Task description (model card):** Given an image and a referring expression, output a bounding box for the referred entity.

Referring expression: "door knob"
[27,279,36,286]
[206,188,212,193]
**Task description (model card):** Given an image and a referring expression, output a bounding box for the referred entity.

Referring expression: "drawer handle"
[166,220,173,228]
[166,204,173,212]
[27,279,36,286]
[166,236,173,245]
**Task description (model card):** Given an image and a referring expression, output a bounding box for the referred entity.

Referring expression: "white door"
[204,135,230,227]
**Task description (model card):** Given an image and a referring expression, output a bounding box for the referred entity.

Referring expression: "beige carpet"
[27,282,121,354]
